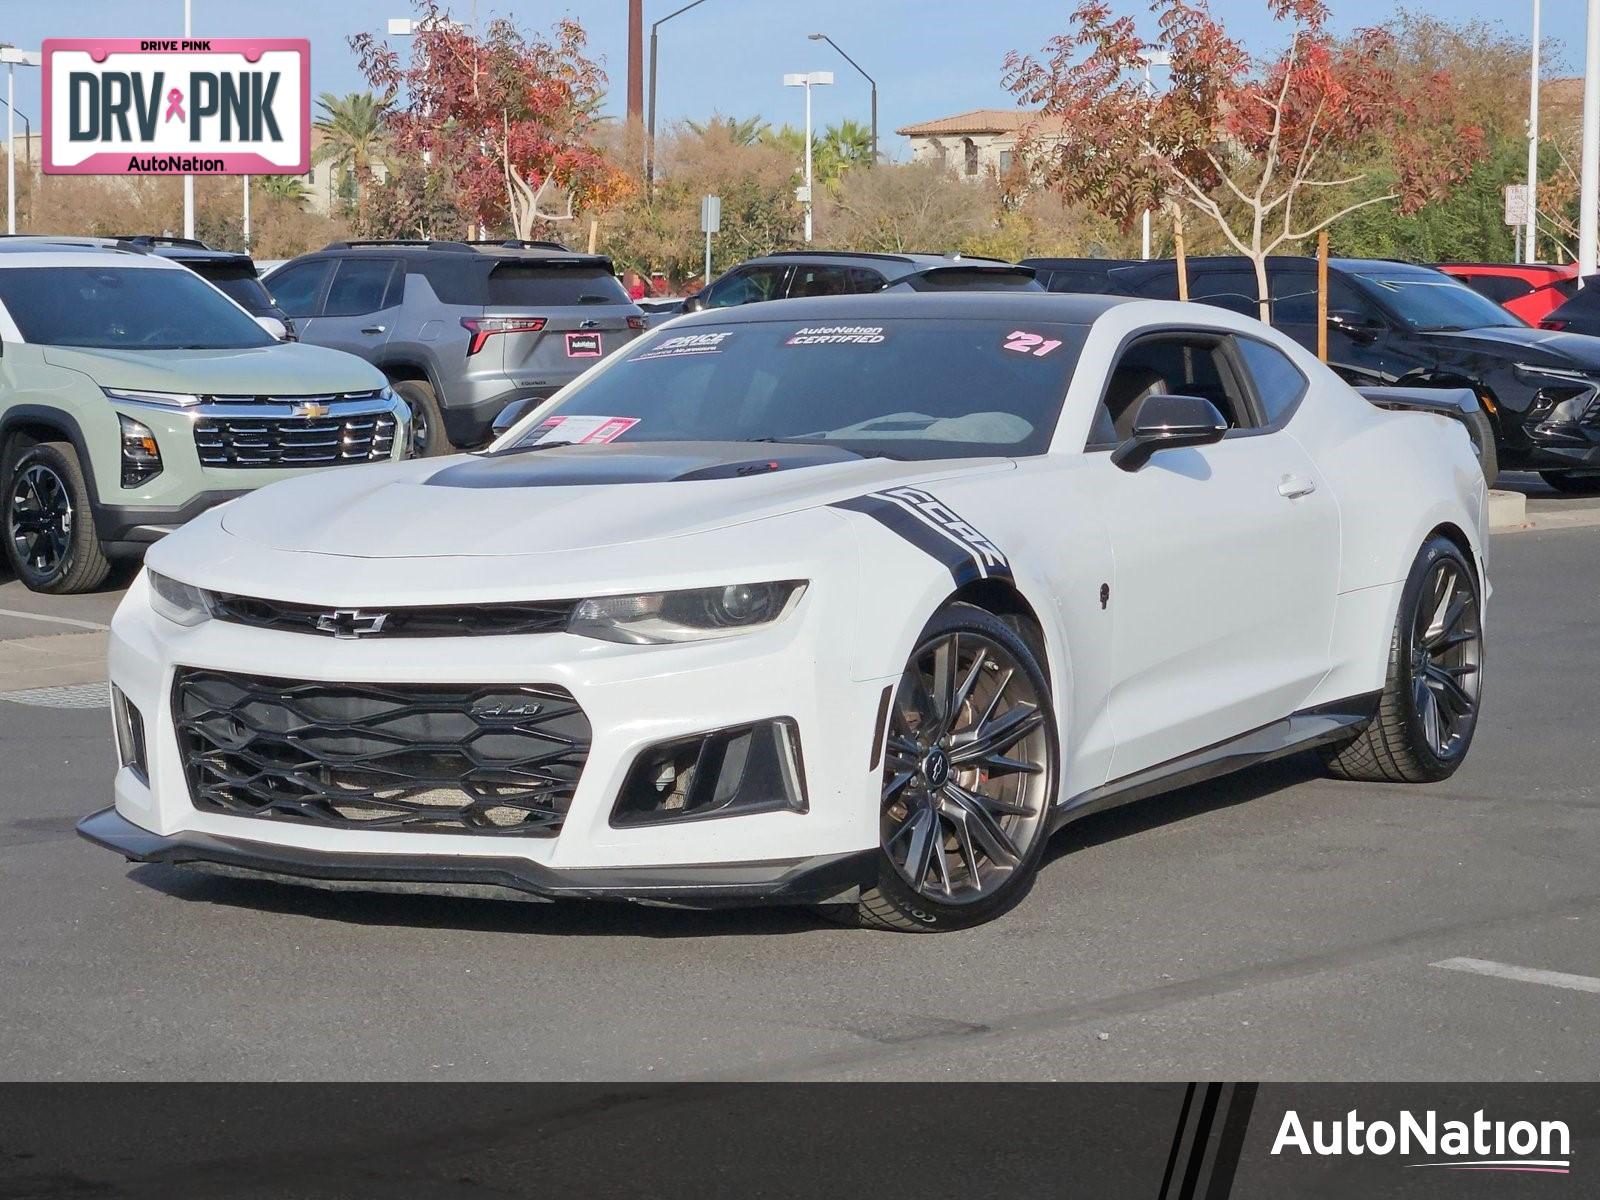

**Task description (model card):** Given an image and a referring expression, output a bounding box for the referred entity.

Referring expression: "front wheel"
[2,440,110,594]
[1322,535,1483,783]
[846,604,1059,932]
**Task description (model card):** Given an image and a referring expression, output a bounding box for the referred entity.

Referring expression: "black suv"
[684,250,1039,312]
[116,236,292,335]
[265,240,646,454]
[1026,254,1600,489]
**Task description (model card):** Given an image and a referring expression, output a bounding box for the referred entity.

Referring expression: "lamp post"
[807,33,876,165]
[784,70,832,243]
[647,0,711,188]
[0,45,41,236]
[1138,49,1171,261]
[1525,0,1541,263]
[183,0,194,239]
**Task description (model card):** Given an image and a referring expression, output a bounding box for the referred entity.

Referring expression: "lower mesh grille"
[173,670,590,836]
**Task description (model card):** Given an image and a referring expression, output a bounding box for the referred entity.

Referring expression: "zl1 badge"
[566,332,603,358]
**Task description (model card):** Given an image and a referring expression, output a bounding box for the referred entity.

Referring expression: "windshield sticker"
[528,414,640,445]
[634,331,734,361]
[1003,330,1064,357]
[786,325,887,346]
[565,332,603,358]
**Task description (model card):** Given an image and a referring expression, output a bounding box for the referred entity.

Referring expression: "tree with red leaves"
[351,4,630,240]
[1004,0,1487,319]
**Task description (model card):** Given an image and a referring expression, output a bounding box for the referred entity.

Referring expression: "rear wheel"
[1468,409,1498,487]
[392,378,452,458]
[1322,535,1482,783]
[2,440,110,595]
[1539,470,1600,495]
[845,604,1059,932]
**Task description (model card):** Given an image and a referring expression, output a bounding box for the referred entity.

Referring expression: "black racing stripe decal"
[834,486,1011,585]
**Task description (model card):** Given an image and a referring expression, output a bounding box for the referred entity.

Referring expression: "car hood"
[1420,325,1600,370]
[41,341,385,395]
[219,441,1015,559]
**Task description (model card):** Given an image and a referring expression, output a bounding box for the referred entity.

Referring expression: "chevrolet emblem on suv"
[314,609,389,639]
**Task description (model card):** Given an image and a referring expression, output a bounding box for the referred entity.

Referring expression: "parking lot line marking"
[0,607,109,631]
[1431,957,1600,995]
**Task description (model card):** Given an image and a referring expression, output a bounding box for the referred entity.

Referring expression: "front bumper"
[77,808,875,908]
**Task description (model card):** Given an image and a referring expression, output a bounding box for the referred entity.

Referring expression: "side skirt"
[1049,692,1382,833]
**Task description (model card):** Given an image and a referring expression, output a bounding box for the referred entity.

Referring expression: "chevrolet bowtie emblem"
[294,401,331,419]
[315,609,389,639]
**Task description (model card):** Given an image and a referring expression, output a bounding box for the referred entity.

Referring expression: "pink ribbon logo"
[164,88,185,123]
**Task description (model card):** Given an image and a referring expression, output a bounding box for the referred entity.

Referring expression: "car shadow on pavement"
[126,862,832,939]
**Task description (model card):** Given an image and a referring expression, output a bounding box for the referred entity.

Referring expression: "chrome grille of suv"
[191,392,397,468]
[173,670,590,836]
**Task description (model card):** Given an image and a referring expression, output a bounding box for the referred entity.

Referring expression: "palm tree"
[256,174,309,208]
[686,113,769,147]
[313,92,389,226]
[820,120,873,176]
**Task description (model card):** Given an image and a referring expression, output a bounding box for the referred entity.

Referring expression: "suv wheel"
[3,441,110,594]
[392,379,453,458]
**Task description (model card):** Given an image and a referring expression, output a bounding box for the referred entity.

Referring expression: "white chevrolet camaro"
[80,293,1489,931]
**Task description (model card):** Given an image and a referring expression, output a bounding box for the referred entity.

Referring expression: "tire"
[391,378,453,458]
[840,603,1060,932]
[1322,535,1483,784]
[2,440,110,595]
[1538,470,1600,495]
[1468,409,1498,488]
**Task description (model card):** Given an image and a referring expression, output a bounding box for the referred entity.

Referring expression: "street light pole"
[1138,49,1171,261]
[784,71,832,243]
[183,0,195,240]
[1,45,41,236]
[647,0,711,188]
[1581,0,1600,278]
[1525,0,1541,263]
[808,34,877,164]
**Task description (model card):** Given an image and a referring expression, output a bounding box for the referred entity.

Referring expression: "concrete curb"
[1487,489,1527,531]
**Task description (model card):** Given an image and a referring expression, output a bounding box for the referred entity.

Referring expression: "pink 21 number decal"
[1003,330,1063,357]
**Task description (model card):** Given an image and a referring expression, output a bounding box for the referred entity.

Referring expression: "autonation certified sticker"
[786,325,887,345]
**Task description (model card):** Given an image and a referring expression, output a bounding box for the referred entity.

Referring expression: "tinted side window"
[1548,287,1600,319]
[1190,269,1259,316]
[266,260,333,318]
[788,265,858,298]
[1234,337,1308,425]
[1459,274,1534,304]
[847,267,887,292]
[1269,270,1371,324]
[705,265,788,308]
[1092,334,1255,445]
[323,259,398,316]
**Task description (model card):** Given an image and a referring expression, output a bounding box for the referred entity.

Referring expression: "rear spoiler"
[1357,386,1484,452]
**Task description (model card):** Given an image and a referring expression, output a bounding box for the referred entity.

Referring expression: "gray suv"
[265,240,646,454]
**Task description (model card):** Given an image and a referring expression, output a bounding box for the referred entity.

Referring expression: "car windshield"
[505,316,1087,461]
[0,266,275,350]
[1353,271,1525,331]
[189,261,276,315]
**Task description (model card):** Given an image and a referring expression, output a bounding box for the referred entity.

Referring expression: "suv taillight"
[1540,319,1568,331]
[461,316,547,356]
[627,315,647,330]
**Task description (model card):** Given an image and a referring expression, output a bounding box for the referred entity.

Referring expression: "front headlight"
[103,388,204,409]
[147,570,213,627]
[568,581,807,644]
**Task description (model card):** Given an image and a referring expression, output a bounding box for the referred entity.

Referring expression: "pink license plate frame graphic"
[42,38,311,175]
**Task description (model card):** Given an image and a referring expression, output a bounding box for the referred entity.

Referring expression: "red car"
[1436,262,1579,324]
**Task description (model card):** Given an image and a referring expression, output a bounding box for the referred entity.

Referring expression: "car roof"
[670,290,1129,325]
[0,237,181,268]
[741,250,1016,274]
[302,240,613,269]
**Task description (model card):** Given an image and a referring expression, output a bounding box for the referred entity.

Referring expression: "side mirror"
[491,396,544,440]
[254,315,290,341]
[681,291,707,314]
[1328,311,1381,344]
[1110,394,1229,472]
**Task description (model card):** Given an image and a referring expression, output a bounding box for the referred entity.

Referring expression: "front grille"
[173,670,590,836]
[195,408,397,468]
[209,594,577,638]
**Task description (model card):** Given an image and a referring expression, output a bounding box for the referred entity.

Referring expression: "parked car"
[1537,274,1600,338]
[115,236,294,336]
[1026,254,1600,490]
[264,240,647,456]
[683,251,1040,313]
[1436,261,1578,325]
[0,239,407,593]
[81,292,1485,931]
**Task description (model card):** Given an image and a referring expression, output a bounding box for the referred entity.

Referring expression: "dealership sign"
[42,39,309,175]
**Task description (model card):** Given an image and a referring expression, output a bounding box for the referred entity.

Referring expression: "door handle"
[1278,476,1317,499]
[361,325,387,335]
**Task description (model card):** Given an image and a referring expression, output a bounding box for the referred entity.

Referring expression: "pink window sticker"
[1003,330,1064,357]
[578,417,640,444]
[529,415,568,444]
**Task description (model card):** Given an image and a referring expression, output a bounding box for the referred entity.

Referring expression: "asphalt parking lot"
[2,481,1599,1082]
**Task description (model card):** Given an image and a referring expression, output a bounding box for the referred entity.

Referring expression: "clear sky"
[0,0,1572,158]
